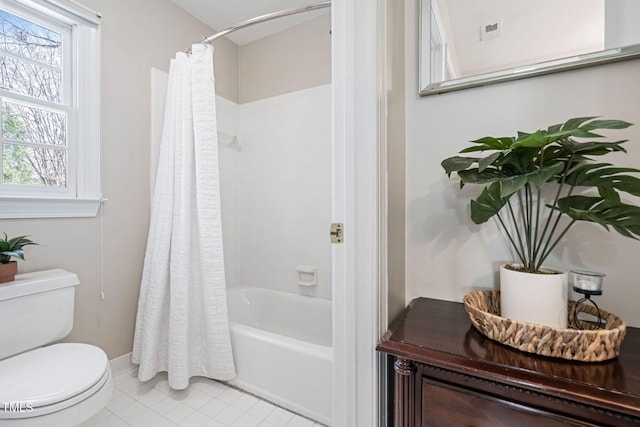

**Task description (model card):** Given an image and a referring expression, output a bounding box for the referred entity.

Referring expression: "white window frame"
[0,0,100,218]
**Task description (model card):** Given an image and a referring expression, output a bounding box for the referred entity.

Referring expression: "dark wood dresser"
[376,297,640,426]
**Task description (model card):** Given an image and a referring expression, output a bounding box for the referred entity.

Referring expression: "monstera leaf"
[441,117,639,273]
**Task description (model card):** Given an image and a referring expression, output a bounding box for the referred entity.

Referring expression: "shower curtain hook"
[184,36,208,55]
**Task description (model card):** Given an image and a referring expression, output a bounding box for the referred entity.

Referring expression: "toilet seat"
[0,343,111,419]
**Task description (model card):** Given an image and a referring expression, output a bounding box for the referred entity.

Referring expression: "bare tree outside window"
[0,9,67,188]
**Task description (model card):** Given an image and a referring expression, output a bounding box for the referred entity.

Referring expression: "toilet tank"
[0,269,79,360]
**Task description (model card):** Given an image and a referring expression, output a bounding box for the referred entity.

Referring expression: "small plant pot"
[500,264,568,329]
[0,261,18,283]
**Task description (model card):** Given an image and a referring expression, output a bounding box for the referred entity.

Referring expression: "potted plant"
[0,233,39,283]
[441,117,640,328]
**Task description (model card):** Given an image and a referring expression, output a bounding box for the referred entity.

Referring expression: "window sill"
[0,197,101,219]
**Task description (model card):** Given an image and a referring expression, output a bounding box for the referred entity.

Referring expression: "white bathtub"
[226,287,332,425]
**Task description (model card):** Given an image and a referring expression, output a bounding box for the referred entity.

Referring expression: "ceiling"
[170,0,330,46]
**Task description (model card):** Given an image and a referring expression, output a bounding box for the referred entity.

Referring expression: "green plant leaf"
[498,147,539,173]
[459,146,490,153]
[546,123,563,134]
[598,186,620,202]
[566,163,640,197]
[1,249,24,260]
[0,233,39,262]
[459,137,513,153]
[526,162,565,189]
[7,235,35,250]
[511,130,548,149]
[542,130,575,142]
[441,156,479,175]
[557,196,640,239]
[499,176,527,198]
[542,145,572,164]
[470,182,508,224]
[458,168,506,185]
[561,116,599,131]
[571,130,604,138]
[552,117,631,141]
[478,152,501,173]
[555,195,600,212]
[558,139,628,156]
[585,119,633,130]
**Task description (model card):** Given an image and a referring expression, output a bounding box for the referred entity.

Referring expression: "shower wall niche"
[217,13,332,300]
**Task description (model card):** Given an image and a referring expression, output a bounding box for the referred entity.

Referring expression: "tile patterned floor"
[83,369,327,427]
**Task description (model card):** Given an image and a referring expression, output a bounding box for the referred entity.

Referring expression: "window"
[0,0,100,218]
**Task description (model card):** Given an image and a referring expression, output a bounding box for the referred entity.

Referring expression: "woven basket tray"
[463,290,626,362]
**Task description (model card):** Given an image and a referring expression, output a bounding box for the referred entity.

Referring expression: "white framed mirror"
[419,0,640,96]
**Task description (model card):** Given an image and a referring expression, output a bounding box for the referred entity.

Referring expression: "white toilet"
[0,269,113,426]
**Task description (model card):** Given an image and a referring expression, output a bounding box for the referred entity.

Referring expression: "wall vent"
[480,19,503,41]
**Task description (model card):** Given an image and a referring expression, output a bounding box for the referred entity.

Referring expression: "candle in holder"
[571,270,605,293]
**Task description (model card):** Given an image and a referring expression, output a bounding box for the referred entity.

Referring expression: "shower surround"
[218,84,332,300]
[216,83,332,423]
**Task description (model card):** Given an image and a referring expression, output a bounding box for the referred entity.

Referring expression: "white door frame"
[332,0,388,425]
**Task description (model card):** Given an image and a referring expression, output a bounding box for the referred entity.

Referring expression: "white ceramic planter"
[500,264,568,329]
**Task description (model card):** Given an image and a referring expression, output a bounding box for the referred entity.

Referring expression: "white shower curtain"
[132,44,236,389]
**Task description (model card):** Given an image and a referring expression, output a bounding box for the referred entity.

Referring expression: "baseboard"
[109,352,135,376]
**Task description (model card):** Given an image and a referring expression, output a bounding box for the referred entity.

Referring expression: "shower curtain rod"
[196,1,331,46]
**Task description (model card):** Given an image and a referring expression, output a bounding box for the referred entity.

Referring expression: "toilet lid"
[0,343,109,408]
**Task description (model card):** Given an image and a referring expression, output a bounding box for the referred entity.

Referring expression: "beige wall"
[0,0,238,359]
[239,13,331,104]
[386,0,406,323]
[404,0,640,326]
[213,38,240,103]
